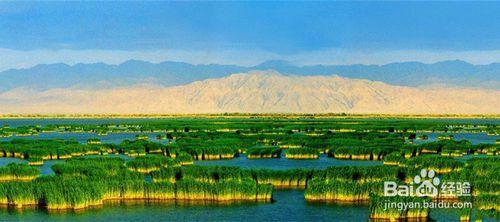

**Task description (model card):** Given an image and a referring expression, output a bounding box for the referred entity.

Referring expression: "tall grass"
[246,146,281,159]
[304,166,403,201]
[250,168,314,188]
[0,163,39,182]
[0,161,274,210]
[383,152,405,166]
[369,195,430,220]
[305,179,383,201]
[126,156,180,173]
[285,148,319,159]
[404,155,464,174]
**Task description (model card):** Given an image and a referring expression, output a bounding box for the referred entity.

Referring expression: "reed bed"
[383,152,405,166]
[177,166,252,183]
[474,144,498,156]
[175,178,272,201]
[183,147,238,160]
[285,148,319,159]
[417,140,475,156]
[38,177,109,209]
[331,147,371,160]
[466,156,499,177]
[369,195,430,220]
[1,115,495,137]
[404,155,464,174]
[0,163,39,182]
[135,135,149,141]
[175,151,194,165]
[0,139,109,160]
[51,157,131,178]
[459,207,472,221]
[156,134,167,140]
[0,181,38,207]
[250,168,314,188]
[87,138,101,145]
[437,135,454,140]
[150,167,178,183]
[120,140,166,156]
[314,166,402,184]
[305,179,382,201]
[328,147,352,159]
[0,162,273,210]
[27,158,44,166]
[246,146,281,159]
[151,165,250,183]
[151,166,313,189]
[328,146,392,160]
[438,157,499,198]
[126,156,180,173]
[441,148,467,157]
[401,145,419,159]
[474,195,499,211]
[304,166,402,201]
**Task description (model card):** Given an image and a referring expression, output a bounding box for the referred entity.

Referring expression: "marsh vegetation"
[0,116,497,220]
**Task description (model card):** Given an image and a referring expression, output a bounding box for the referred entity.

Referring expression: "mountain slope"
[0,60,498,92]
[0,71,498,114]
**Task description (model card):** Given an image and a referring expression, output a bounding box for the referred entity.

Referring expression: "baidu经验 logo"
[384,169,470,197]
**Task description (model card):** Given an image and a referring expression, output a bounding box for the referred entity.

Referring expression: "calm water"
[415,132,498,145]
[0,154,380,175]
[0,132,168,145]
[38,160,63,175]
[0,157,27,165]
[195,154,382,170]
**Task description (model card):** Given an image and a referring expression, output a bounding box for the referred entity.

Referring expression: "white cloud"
[1,48,500,71]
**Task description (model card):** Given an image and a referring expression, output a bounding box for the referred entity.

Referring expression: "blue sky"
[1,2,500,70]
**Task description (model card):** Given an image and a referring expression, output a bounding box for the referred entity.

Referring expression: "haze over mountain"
[1,71,498,114]
[0,60,499,92]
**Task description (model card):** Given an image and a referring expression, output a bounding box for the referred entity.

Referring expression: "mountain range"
[1,71,498,114]
[0,59,499,92]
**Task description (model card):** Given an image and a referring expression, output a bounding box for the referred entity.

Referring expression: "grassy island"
[285,148,319,159]
[246,146,281,159]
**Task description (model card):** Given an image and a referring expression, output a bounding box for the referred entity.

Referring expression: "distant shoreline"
[0,113,499,119]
